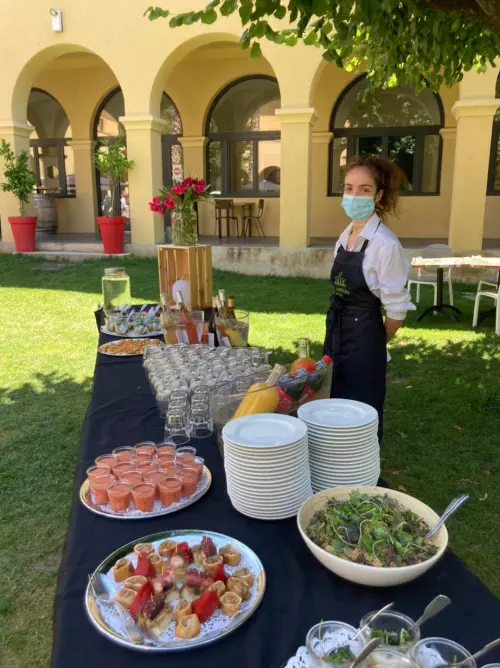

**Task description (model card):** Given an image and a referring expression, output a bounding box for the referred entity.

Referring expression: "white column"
[119,115,169,247]
[276,108,317,248]
[448,100,498,252]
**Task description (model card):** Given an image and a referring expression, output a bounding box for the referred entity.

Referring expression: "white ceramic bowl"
[297,485,448,587]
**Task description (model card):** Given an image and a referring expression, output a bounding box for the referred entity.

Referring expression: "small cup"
[190,456,205,481]
[158,476,182,506]
[176,452,196,468]
[119,470,143,487]
[306,621,365,668]
[160,463,183,478]
[157,444,176,460]
[143,470,168,498]
[181,467,198,497]
[134,441,156,457]
[132,483,156,513]
[90,474,114,505]
[112,446,135,462]
[134,453,152,466]
[107,482,132,513]
[168,434,190,448]
[112,461,136,477]
[411,638,475,668]
[176,446,197,457]
[360,610,420,654]
[87,464,111,480]
[95,455,116,469]
[136,460,159,473]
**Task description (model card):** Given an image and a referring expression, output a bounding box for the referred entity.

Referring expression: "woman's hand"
[385,316,403,341]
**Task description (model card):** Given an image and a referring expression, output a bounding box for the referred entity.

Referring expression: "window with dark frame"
[487,74,500,195]
[206,76,281,197]
[329,76,444,197]
[28,88,75,198]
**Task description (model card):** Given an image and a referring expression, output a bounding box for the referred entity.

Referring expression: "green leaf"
[304,31,317,46]
[169,14,184,27]
[253,21,269,38]
[183,11,197,25]
[250,41,263,58]
[239,4,252,24]
[201,8,217,24]
[144,6,169,20]
[220,0,237,16]
[275,5,286,19]
[362,534,374,552]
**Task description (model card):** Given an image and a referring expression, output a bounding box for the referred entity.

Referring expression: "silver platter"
[85,529,266,652]
[98,339,161,356]
[80,467,212,520]
[101,325,163,339]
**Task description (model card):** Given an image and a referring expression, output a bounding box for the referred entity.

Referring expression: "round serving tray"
[80,466,212,520]
[101,325,163,339]
[85,529,266,652]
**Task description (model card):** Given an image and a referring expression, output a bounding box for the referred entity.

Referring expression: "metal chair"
[214,199,240,239]
[243,199,266,238]
[408,244,455,306]
[472,270,500,335]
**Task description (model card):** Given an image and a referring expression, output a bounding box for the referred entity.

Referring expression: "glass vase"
[172,206,198,245]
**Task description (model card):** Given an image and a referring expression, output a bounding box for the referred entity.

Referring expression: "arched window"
[329,76,443,196]
[206,76,281,196]
[487,74,500,194]
[28,88,75,197]
[93,87,127,218]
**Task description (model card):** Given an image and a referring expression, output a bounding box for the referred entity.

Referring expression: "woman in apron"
[324,155,415,440]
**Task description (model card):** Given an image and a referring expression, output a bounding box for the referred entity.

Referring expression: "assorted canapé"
[98,338,161,356]
[110,536,255,639]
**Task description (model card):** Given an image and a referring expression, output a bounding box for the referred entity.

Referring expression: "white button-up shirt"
[334,214,415,320]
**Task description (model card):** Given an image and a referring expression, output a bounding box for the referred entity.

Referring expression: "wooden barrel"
[33,194,57,232]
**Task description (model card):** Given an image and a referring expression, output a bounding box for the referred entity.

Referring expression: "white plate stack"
[222,414,312,520]
[297,399,380,492]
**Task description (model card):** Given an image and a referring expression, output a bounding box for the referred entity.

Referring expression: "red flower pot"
[97,216,126,254]
[8,216,37,252]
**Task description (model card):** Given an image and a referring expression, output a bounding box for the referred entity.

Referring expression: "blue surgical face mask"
[341,195,375,222]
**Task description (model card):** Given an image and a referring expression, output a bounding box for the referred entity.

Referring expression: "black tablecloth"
[52,333,500,668]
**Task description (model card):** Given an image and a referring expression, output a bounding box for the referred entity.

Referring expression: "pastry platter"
[85,529,266,652]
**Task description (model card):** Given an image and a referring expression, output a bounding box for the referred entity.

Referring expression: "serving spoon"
[425,494,469,538]
[407,595,451,634]
[349,638,381,668]
[451,638,500,667]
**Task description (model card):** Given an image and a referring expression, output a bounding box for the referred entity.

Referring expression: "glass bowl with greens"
[410,638,475,668]
[360,610,420,655]
[306,620,366,667]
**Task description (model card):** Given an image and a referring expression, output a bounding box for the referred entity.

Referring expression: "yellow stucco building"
[1,0,500,260]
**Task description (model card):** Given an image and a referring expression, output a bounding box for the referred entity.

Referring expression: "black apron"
[323,230,387,440]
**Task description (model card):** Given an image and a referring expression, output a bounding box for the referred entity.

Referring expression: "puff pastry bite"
[175,613,201,639]
[219,544,241,567]
[175,600,192,621]
[149,552,163,575]
[226,576,250,601]
[124,575,147,592]
[158,540,177,559]
[113,587,136,610]
[134,542,154,557]
[220,592,242,616]
[232,567,254,587]
[113,558,133,583]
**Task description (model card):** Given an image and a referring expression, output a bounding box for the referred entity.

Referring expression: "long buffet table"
[51,329,500,667]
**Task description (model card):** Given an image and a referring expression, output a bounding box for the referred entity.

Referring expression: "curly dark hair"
[344,155,408,218]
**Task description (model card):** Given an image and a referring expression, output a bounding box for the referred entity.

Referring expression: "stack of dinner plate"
[297,398,380,492]
[222,414,312,520]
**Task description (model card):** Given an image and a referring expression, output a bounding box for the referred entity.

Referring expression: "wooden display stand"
[157,244,213,309]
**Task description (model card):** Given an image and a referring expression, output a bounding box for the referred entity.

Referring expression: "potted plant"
[149,176,209,245]
[0,139,37,252]
[93,136,134,254]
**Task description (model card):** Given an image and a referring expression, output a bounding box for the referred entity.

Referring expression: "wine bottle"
[175,291,199,345]
[227,296,236,319]
[160,293,178,345]
[208,296,217,347]
[232,364,286,418]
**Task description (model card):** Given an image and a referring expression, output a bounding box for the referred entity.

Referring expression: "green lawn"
[0,254,499,667]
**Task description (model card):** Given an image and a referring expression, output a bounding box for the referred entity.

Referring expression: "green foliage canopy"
[93,137,134,213]
[145,1,500,93]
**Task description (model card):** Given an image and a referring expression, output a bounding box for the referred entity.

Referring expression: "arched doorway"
[205,75,281,196]
[329,76,444,195]
[28,88,75,198]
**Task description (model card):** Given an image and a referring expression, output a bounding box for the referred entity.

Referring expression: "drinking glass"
[306,621,366,668]
[411,638,475,668]
[359,610,419,655]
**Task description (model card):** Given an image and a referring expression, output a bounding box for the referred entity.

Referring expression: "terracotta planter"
[97,216,126,254]
[8,216,38,252]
